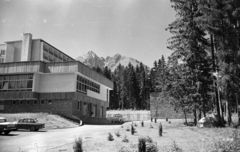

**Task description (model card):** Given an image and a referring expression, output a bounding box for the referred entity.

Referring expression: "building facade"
[0,33,113,124]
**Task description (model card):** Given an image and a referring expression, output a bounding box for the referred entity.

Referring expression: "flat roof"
[4,38,75,61]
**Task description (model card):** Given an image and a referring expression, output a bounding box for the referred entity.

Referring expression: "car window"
[0,119,6,123]
[23,119,28,123]
[18,119,23,123]
[30,119,34,123]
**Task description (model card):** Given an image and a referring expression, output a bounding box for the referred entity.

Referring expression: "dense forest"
[94,0,240,126]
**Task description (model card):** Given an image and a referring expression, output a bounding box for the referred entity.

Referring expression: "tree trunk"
[193,106,197,126]
[198,109,202,121]
[183,109,188,125]
[236,93,240,124]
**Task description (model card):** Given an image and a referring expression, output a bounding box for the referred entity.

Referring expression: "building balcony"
[0,61,113,89]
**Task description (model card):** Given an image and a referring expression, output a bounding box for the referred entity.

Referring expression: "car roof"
[19,118,36,120]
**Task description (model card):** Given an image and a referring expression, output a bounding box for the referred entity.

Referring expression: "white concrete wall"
[5,44,15,62]
[33,73,41,92]
[21,33,32,61]
[35,73,76,93]
[6,41,22,62]
[31,40,41,61]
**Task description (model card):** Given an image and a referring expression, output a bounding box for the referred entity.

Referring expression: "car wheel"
[35,129,39,131]
[30,127,35,131]
[4,131,10,135]
[0,131,2,134]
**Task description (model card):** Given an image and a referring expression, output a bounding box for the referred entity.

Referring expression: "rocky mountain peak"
[75,51,148,71]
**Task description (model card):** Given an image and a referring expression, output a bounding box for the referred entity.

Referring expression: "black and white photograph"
[0,0,240,151]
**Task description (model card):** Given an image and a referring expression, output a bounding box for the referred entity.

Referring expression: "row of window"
[0,74,33,92]
[76,75,100,94]
[0,50,5,55]
[0,74,33,81]
[4,99,52,105]
[43,43,73,62]
[0,58,4,63]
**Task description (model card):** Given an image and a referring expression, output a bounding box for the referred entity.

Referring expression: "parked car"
[0,117,16,135]
[15,118,45,131]
[107,114,124,123]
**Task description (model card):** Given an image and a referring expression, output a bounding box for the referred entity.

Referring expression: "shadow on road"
[14,130,48,133]
[0,133,19,136]
[84,123,124,126]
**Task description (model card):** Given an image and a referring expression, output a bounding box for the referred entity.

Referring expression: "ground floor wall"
[0,94,109,124]
[0,99,72,115]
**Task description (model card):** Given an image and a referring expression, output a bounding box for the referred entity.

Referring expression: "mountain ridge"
[75,51,148,71]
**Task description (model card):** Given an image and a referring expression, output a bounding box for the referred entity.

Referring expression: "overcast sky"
[0,0,176,68]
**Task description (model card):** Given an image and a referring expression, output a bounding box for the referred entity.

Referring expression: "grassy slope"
[49,119,239,152]
[0,113,79,129]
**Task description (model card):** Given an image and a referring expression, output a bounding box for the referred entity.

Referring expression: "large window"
[0,74,33,92]
[76,75,100,95]
[0,58,4,63]
[0,50,5,55]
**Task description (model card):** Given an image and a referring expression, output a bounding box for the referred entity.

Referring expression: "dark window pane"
[21,75,28,80]
[9,75,16,80]
[27,80,32,88]
[0,81,2,89]
[9,81,15,89]
[3,76,8,80]
[20,81,27,88]
[28,74,33,79]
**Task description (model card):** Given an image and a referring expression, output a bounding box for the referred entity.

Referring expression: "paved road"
[0,125,120,152]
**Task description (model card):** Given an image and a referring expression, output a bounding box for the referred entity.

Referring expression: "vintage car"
[107,114,125,123]
[0,117,16,135]
[15,118,45,131]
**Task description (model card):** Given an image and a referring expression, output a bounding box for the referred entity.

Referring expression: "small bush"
[166,117,168,121]
[131,125,137,135]
[126,127,130,131]
[108,133,114,141]
[159,123,163,136]
[169,121,171,124]
[121,125,123,128]
[73,137,83,152]
[146,143,158,152]
[150,123,153,129]
[141,121,144,127]
[115,131,121,137]
[145,136,153,143]
[134,122,138,127]
[122,135,129,143]
[138,137,147,152]
[169,141,182,152]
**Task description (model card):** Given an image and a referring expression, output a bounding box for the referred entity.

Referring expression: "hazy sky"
[0,0,176,67]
